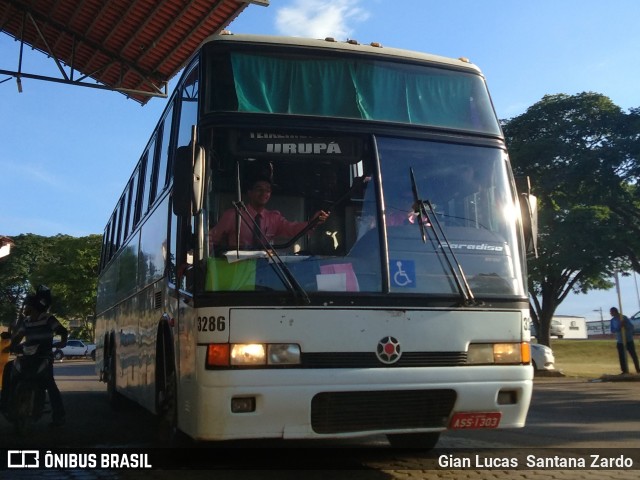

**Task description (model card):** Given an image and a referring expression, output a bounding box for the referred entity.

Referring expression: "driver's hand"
[315,210,330,224]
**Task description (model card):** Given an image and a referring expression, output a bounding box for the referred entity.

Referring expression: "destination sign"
[232,132,362,161]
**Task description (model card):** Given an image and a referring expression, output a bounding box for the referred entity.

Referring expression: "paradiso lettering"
[447,243,504,252]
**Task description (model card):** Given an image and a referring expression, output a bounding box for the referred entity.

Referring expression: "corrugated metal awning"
[0,0,267,104]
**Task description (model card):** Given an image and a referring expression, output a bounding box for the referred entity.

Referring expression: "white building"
[0,236,13,259]
[553,315,588,339]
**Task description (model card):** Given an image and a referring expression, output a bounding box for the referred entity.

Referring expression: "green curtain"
[352,63,475,128]
[230,53,499,134]
[232,54,360,117]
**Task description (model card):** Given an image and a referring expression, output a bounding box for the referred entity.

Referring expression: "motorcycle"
[1,333,51,435]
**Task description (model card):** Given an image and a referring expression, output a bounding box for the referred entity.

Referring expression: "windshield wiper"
[409,167,478,306]
[232,201,310,305]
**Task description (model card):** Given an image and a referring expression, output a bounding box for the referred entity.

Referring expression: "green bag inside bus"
[206,257,256,291]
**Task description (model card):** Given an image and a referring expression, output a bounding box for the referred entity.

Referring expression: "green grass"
[544,339,635,378]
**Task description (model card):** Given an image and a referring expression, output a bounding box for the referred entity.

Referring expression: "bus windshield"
[206,50,501,136]
[377,137,525,297]
[203,133,525,298]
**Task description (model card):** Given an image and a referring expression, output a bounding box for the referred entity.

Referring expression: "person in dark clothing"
[1,285,68,426]
[609,307,640,374]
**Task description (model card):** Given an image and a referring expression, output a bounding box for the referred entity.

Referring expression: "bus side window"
[169,200,194,293]
[177,63,199,150]
[155,105,174,196]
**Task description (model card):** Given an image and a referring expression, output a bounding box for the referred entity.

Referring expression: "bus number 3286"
[197,316,226,332]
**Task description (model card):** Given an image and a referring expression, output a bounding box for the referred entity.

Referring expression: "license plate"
[449,412,501,429]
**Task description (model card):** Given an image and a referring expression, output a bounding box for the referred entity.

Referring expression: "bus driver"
[210,176,329,251]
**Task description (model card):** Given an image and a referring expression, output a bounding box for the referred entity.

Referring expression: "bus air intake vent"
[154,291,162,310]
[302,351,466,368]
[311,389,457,434]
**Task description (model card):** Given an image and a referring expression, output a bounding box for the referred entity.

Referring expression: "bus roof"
[203,32,484,74]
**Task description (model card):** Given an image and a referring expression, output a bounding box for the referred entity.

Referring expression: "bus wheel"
[386,432,440,450]
[156,368,177,443]
[156,333,180,444]
[106,347,123,410]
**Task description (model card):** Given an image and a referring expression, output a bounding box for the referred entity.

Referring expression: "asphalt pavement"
[2,361,640,479]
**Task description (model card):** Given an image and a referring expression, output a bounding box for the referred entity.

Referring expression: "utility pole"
[615,272,629,370]
[634,271,640,311]
[593,307,604,335]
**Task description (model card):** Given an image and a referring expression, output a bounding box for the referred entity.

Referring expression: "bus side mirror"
[192,145,205,215]
[173,144,205,216]
[519,193,538,258]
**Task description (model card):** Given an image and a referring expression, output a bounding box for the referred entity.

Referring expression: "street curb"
[597,373,640,382]
[534,369,565,378]
[534,371,640,382]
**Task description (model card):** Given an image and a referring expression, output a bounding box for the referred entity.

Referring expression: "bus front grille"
[302,352,467,368]
[311,389,457,434]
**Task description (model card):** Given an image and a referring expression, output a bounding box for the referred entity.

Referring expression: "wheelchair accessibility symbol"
[391,260,416,288]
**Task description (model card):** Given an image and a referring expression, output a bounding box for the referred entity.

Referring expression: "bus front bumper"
[185,365,533,442]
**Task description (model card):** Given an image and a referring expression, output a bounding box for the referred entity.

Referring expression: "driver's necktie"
[252,213,262,246]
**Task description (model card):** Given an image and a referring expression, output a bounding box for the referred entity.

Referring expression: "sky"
[1,0,640,321]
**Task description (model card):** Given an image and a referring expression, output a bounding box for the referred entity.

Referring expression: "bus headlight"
[207,343,302,367]
[467,344,493,364]
[231,344,266,366]
[268,344,301,365]
[467,343,530,365]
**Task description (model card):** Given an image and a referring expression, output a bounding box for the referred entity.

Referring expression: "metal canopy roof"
[0,0,267,104]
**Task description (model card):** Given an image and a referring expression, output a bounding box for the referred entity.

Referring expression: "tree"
[0,234,51,324]
[503,93,640,345]
[0,234,102,339]
[33,234,102,338]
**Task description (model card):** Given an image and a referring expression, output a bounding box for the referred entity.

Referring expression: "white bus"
[95,33,537,448]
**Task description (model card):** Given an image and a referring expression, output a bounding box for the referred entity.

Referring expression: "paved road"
[445,377,640,448]
[1,361,639,479]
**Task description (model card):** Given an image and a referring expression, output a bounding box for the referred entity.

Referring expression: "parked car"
[531,343,556,371]
[53,339,96,361]
[530,319,566,339]
[550,320,566,338]
[628,311,640,333]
